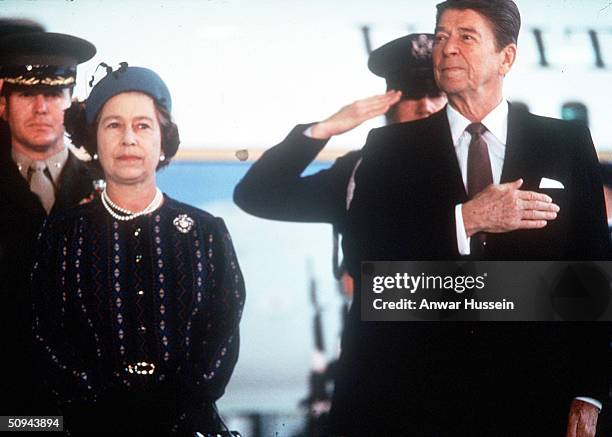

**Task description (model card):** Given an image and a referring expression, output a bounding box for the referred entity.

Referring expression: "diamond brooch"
[173,214,194,233]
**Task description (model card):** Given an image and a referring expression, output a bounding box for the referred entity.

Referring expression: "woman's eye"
[106,122,120,129]
[137,123,151,130]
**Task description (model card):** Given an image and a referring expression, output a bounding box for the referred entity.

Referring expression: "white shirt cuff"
[575,397,602,411]
[303,126,314,138]
[455,204,471,255]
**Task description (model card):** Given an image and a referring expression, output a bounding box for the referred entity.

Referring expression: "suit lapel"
[500,104,532,185]
[430,107,468,203]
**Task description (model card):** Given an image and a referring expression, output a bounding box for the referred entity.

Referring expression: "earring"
[159,154,166,162]
[93,153,98,160]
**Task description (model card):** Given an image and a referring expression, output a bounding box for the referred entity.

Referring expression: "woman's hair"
[65,95,180,171]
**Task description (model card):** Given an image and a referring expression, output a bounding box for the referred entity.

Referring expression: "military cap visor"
[0,32,95,88]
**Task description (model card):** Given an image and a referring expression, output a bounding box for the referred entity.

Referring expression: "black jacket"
[234,124,362,234]
[31,196,245,434]
[333,105,611,436]
[0,134,97,415]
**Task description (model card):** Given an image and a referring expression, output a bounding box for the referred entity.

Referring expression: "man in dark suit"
[0,31,97,415]
[334,1,610,436]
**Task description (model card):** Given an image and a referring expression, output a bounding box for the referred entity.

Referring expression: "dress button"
[482,241,487,246]
[138,326,146,333]
[469,329,475,335]
[137,290,144,296]
[134,228,141,237]
[135,255,142,263]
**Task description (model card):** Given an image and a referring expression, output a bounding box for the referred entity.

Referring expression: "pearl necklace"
[101,188,163,221]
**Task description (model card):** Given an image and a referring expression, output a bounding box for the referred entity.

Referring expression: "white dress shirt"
[450,100,507,255]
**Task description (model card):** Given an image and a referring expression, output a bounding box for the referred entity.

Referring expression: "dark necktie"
[466,122,492,253]
[466,122,492,198]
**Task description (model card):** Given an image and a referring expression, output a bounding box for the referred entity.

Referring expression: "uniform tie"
[466,122,492,253]
[29,161,55,214]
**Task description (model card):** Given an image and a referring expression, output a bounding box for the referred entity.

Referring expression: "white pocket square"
[539,177,564,189]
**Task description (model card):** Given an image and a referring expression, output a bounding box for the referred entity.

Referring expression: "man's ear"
[499,43,517,76]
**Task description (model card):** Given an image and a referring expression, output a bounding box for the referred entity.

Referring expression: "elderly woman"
[31,66,245,435]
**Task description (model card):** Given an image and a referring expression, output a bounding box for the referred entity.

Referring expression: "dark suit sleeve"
[567,125,609,260]
[233,124,360,226]
[566,125,612,401]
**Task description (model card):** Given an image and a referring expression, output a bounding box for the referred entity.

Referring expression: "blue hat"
[85,66,171,124]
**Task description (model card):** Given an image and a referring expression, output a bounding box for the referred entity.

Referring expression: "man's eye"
[434,35,446,43]
[462,35,474,41]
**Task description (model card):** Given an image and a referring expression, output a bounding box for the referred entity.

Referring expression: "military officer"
[0,30,96,415]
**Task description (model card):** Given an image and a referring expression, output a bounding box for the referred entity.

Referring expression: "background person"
[234,33,446,238]
[233,35,445,433]
[0,29,96,415]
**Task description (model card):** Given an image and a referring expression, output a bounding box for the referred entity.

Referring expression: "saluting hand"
[462,179,560,236]
[309,90,402,140]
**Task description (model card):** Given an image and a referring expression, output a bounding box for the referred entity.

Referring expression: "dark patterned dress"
[31,195,245,435]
